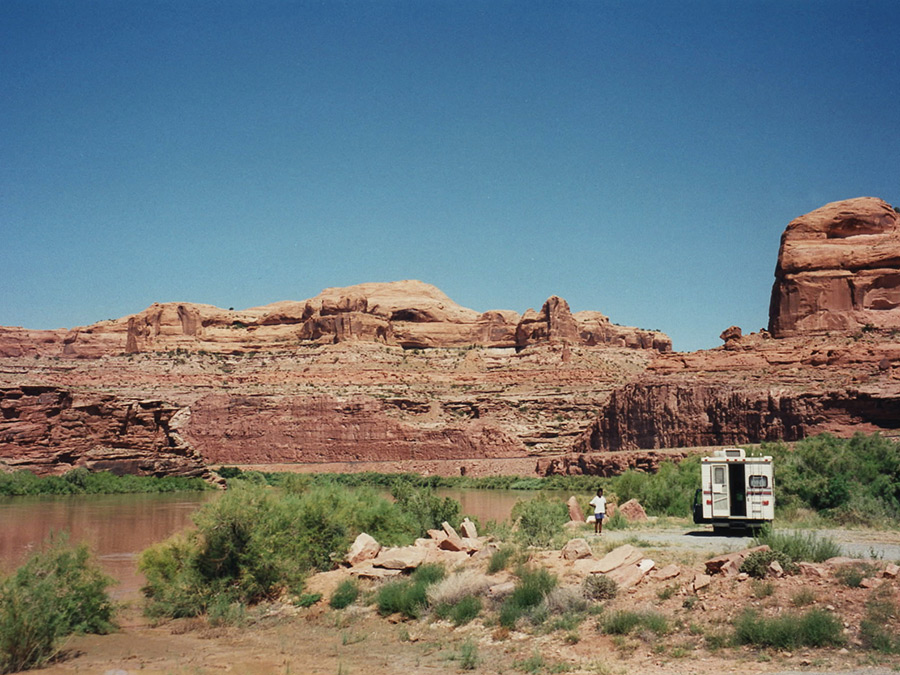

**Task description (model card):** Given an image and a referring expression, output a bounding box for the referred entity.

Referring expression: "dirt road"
[602,525,900,562]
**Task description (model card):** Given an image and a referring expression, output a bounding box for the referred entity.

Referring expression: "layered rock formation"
[769,197,900,337]
[185,393,524,465]
[0,386,207,477]
[0,281,670,358]
[0,331,660,475]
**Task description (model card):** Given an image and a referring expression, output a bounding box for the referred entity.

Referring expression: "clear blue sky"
[2,1,898,352]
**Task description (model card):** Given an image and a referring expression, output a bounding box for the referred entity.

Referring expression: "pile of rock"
[343,518,489,580]
[564,542,663,589]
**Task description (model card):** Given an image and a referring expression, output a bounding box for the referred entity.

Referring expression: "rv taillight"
[706,500,711,505]
[762,500,770,506]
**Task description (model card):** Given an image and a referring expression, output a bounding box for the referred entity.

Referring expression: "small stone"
[488,581,516,597]
[561,538,593,561]
[693,574,712,591]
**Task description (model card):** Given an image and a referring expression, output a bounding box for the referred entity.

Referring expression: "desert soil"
[29,525,900,675]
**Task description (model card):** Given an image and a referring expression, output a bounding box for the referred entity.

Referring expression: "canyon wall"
[4,197,900,478]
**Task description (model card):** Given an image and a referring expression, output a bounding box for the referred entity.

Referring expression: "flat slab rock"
[371,546,427,570]
[606,558,655,589]
[595,544,643,573]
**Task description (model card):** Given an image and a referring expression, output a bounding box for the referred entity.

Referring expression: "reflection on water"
[0,488,572,597]
[436,488,554,524]
[0,492,214,598]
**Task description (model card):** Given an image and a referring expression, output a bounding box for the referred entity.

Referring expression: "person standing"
[589,488,606,535]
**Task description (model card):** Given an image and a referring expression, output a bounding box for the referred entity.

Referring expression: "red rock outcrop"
[0,281,670,358]
[537,449,690,476]
[517,297,671,352]
[769,197,900,337]
[0,386,208,477]
[575,331,900,452]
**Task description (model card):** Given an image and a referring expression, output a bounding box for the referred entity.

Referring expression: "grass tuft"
[733,609,844,649]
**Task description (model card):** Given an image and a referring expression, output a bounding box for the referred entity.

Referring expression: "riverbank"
[30,525,900,675]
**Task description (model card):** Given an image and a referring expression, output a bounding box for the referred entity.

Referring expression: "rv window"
[749,475,768,488]
[713,467,725,483]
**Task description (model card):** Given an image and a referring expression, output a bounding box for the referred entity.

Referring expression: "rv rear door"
[710,463,730,517]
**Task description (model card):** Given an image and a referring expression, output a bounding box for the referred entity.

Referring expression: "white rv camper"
[692,448,774,532]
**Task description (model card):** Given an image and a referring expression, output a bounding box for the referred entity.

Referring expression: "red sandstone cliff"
[0,386,208,477]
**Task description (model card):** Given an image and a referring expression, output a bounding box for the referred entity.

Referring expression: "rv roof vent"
[723,448,745,458]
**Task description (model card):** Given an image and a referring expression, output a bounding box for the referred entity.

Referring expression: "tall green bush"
[511,494,568,547]
[608,456,701,517]
[0,536,115,673]
[763,433,900,524]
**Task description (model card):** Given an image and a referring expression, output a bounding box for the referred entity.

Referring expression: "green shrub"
[860,587,900,653]
[762,433,900,524]
[834,562,879,588]
[207,595,246,627]
[739,550,796,578]
[375,564,445,619]
[604,509,629,530]
[487,545,517,574]
[750,580,775,599]
[457,638,479,670]
[791,588,816,607]
[582,574,618,601]
[139,482,450,620]
[752,526,842,563]
[0,469,210,497]
[608,456,701,517]
[330,579,360,610]
[412,563,446,586]
[733,609,844,648]
[601,610,669,636]
[511,495,568,548]
[390,480,461,534]
[434,595,482,626]
[498,567,557,628]
[0,536,115,674]
[295,592,322,608]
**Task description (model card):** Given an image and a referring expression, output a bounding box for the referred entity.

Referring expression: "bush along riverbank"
[0,535,115,674]
[0,468,211,497]
[217,432,900,528]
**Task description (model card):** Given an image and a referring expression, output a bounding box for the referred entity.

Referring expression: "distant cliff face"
[769,197,900,338]
[5,198,900,478]
[0,280,671,358]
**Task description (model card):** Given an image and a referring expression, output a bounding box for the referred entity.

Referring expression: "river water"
[0,488,553,597]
